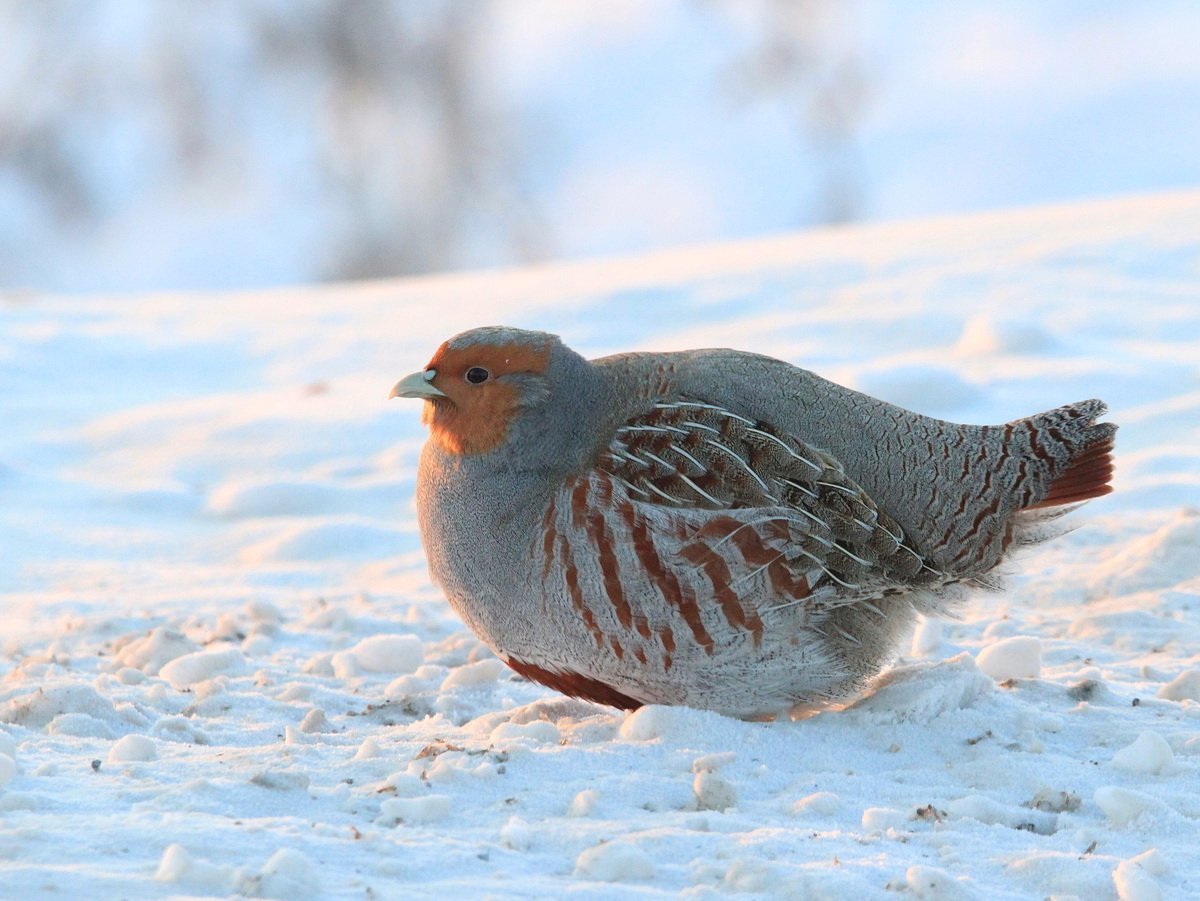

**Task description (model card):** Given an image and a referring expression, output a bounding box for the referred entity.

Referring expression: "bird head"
[391,326,591,459]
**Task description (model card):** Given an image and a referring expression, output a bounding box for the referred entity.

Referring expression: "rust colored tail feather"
[1028,427,1117,510]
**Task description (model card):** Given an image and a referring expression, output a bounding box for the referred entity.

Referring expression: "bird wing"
[597,399,935,594]
[536,398,947,668]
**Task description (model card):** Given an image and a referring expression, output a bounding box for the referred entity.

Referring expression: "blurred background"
[2,0,1199,295]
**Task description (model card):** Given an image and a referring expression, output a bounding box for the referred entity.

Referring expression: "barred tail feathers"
[1020,399,1116,511]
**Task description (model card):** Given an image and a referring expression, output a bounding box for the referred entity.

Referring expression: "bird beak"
[389,370,447,400]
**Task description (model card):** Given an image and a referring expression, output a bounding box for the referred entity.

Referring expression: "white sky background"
[1,0,1198,294]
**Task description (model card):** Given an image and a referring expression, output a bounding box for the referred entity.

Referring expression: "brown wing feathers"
[599,401,936,594]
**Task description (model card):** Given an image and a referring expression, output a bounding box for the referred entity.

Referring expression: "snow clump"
[575,841,655,882]
[346,634,423,674]
[976,636,1042,681]
[1111,732,1175,775]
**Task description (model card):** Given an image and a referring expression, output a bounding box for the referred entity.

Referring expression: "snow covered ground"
[2,192,1199,898]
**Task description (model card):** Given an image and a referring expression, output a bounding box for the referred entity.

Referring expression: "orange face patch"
[422,340,551,455]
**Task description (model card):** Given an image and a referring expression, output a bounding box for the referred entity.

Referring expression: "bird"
[390,326,1116,718]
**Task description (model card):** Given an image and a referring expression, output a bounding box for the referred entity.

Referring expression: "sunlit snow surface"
[3,194,1199,898]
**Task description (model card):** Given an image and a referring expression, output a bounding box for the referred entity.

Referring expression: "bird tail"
[1019,399,1117,510]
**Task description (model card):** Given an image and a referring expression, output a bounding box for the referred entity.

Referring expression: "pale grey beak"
[389,370,446,400]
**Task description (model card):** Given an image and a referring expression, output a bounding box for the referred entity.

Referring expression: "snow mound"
[1090,509,1200,597]
[440,658,506,690]
[847,654,993,724]
[347,634,424,674]
[47,712,117,739]
[1094,787,1163,826]
[567,789,598,817]
[862,806,907,832]
[108,734,156,763]
[0,685,144,732]
[976,636,1042,681]
[155,844,231,890]
[792,791,840,816]
[113,627,199,675]
[159,648,246,690]
[489,720,560,747]
[255,848,321,901]
[1113,850,1169,901]
[378,794,453,825]
[575,841,655,882]
[945,795,1056,835]
[693,770,737,811]
[1158,670,1200,702]
[906,865,974,900]
[1111,732,1175,775]
[618,704,736,741]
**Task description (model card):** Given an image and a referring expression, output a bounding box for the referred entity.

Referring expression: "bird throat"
[421,340,552,456]
[424,391,519,456]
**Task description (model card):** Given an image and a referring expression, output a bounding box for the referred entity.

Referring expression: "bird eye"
[465,366,490,384]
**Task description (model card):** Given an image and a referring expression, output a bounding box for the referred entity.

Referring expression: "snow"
[1094,787,1164,827]
[1114,849,1170,901]
[3,191,1200,897]
[378,794,454,826]
[692,769,738,812]
[566,789,597,818]
[1111,732,1175,776]
[862,806,909,832]
[158,647,247,690]
[1159,670,1200,702]
[976,635,1043,681]
[904,864,974,900]
[108,734,157,763]
[347,634,425,674]
[574,840,656,883]
[792,791,839,818]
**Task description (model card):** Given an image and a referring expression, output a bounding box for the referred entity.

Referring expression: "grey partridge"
[391,326,1116,718]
